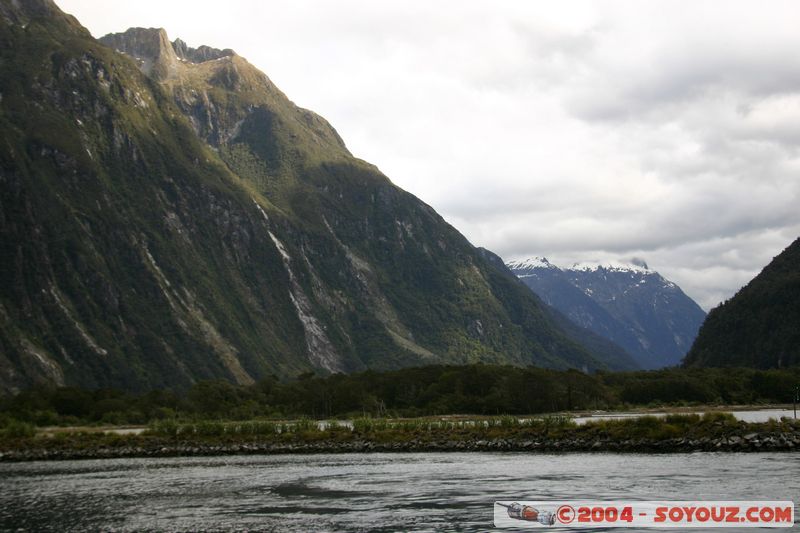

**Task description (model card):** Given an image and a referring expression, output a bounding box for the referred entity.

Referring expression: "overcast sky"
[58,0,800,310]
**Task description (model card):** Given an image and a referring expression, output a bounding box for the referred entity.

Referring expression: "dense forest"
[0,0,620,395]
[1,364,797,428]
[684,237,800,368]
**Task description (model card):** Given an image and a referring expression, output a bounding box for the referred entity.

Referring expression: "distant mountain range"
[0,0,637,393]
[684,237,800,369]
[507,258,706,369]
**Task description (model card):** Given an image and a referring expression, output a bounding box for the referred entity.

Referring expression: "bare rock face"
[172,37,235,63]
[99,27,180,80]
[99,29,236,78]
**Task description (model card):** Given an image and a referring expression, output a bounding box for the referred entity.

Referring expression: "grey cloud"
[567,34,800,123]
[57,0,800,310]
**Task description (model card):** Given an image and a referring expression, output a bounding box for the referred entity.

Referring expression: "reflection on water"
[0,452,797,532]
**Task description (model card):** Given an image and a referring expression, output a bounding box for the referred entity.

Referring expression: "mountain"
[477,249,639,371]
[507,258,706,369]
[683,238,800,369]
[0,0,627,393]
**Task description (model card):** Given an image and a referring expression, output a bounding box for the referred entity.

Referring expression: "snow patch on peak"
[506,257,559,271]
[507,256,654,274]
[566,259,651,274]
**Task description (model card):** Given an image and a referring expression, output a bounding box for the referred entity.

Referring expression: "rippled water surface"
[0,452,797,531]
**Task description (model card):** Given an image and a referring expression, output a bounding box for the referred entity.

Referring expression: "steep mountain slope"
[0,0,619,393]
[478,250,638,371]
[684,237,800,369]
[507,258,706,369]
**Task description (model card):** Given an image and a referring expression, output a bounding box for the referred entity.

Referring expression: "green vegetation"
[3,365,798,459]
[2,412,797,460]
[137,411,795,446]
[684,237,800,369]
[1,364,797,431]
[0,0,628,396]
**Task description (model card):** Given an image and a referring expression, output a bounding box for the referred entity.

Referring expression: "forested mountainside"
[684,237,800,369]
[0,0,630,393]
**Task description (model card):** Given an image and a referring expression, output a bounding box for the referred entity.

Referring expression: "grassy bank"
[1,413,798,461]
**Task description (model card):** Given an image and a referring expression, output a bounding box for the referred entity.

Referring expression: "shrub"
[3,420,36,439]
[664,413,700,425]
[325,420,346,433]
[700,412,736,424]
[147,419,180,437]
[194,421,225,436]
[293,417,318,433]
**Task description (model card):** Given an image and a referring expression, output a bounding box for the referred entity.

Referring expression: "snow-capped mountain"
[507,258,707,369]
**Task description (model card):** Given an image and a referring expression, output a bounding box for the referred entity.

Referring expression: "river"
[572,408,796,425]
[0,452,797,531]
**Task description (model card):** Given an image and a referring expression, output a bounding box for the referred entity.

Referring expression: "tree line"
[1,364,798,427]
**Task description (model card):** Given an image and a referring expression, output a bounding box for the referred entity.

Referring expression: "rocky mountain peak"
[505,257,558,271]
[507,256,706,369]
[172,37,235,64]
[566,259,651,275]
[99,27,238,82]
[510,256,653,275]
[99,27,179,80]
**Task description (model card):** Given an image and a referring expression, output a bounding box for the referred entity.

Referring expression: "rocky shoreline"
[2,430,798,462]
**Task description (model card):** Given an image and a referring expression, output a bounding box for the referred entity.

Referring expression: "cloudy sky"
[58,0,800,310]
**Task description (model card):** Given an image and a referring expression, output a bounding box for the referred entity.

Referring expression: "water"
[728,409,796,423]
[0,452,797,532]
[572,408,796,425]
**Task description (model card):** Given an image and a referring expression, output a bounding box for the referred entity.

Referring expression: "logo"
[556,505,575,524]
[494,501,794,528]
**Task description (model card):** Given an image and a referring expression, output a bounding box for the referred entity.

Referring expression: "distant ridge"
[507,257,706,369]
